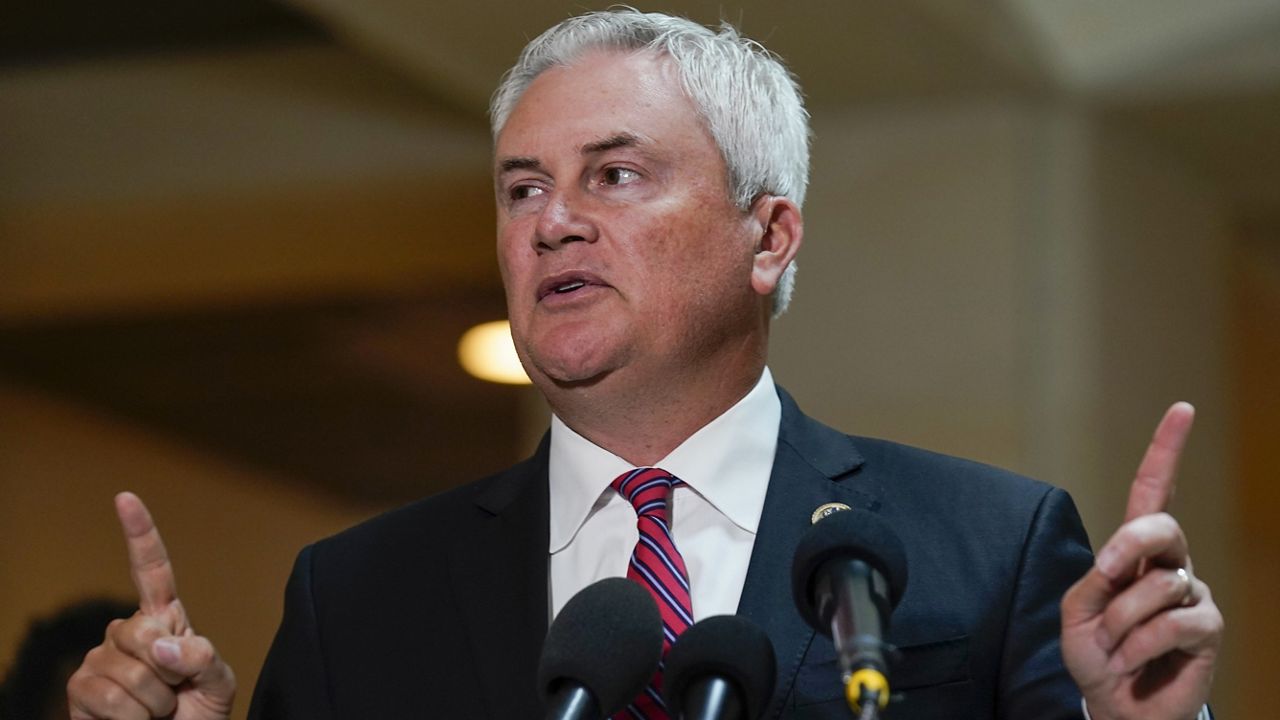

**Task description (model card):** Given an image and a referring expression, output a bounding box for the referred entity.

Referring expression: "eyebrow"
[580,133,642,155]
[497,132,645,176]
[498,156,543,174]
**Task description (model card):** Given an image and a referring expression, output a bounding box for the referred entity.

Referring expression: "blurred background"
[2,0,1277,717]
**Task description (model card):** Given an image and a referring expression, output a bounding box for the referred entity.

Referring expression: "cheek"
[496,228,530,288]
[641,234,754,326]
[679,218,755,279]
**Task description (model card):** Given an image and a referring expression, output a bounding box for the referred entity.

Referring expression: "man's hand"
[67,492,236,720]
[1061,403,1224,720]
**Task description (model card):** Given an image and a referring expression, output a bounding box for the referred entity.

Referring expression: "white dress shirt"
[548,367,781,621]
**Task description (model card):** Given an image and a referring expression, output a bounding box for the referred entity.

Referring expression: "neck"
[542,346,766,466]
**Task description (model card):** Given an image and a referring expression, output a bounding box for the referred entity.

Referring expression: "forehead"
[494,50,713,161]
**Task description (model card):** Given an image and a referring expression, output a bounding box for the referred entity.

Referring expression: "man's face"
[495,50,763,393]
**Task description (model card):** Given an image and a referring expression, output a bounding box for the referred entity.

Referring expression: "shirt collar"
[548,367,781,553]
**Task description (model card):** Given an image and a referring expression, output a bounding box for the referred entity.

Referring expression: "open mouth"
[553,280,586,294]
[537,272,605,301]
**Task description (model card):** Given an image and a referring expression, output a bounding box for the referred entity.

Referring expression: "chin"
[530,353,614,387]
[526,338,633,393]
[544,372,611,392]
[524,320,629,385]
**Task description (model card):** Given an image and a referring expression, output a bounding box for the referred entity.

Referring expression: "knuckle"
[1111,525,1148,554]
[1193,601,1225,633]
[188,637,216,666]
[99,682,132,710]
[1209,608,1226,635]
[1111,522,1140,547]
[125,618,165,649]
[82,643,115,671]
[1154,513,1181,538]
[1195,579,1213,601]
[1153,607,1181,634]
[110,613,137,636]
[1142,512,1178,537]
[120,658,158,689]
[104,617,130,642]
[1122,625,1157,659]
[1101,591,1130,623]
[66,667,92,695]
[157,693,179,717]
[116,622,145,649]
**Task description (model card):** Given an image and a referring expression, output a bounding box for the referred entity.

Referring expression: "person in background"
[1,599,133,720]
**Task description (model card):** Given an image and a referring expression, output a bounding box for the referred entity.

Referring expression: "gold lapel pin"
[811,502,852,524]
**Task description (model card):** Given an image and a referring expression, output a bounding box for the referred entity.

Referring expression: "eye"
[509,184,546,202]
[601,166,641,186]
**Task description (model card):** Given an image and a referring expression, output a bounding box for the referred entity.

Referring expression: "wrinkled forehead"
[496,47,698,139]
[493,49,713,160]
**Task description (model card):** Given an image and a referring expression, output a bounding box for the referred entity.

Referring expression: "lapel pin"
[810,502,852,525]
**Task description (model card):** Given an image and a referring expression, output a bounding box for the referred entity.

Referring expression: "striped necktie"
[611,467,693,720]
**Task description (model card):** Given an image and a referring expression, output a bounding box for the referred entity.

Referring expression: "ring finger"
[1096,565,1198,652]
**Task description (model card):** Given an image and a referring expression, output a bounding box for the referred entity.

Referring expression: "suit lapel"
[446,437,551,719]
[439,392,877,719]
[737,388,881,720]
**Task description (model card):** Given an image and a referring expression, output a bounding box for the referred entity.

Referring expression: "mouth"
[537,272,607,302]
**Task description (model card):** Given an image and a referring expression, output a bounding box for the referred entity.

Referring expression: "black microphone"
[538,577,663,720]
[662,615,776,720]
[790,508,908,719]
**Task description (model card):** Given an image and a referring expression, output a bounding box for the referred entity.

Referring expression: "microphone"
[662,615,776,720]
[790,508,908,719]
[538,577,663,720]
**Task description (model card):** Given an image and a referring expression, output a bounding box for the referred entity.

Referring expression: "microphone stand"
[545,684,600,720]
[855,688,880,720]
[678,676,744,720]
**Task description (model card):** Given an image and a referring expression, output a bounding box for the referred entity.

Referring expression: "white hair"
[489,8,809,317]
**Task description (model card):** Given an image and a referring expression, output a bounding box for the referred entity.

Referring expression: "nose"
[533,189,597,253]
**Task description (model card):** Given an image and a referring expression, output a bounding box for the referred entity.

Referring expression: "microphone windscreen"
[790,508,908,629]
[662,615,777,720]
[537,577,663,716]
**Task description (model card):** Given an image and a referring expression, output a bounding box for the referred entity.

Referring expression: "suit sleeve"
[997,486,1093,719]
[247,545,335,720]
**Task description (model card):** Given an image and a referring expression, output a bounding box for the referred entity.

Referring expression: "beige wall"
[773,101,1034,469]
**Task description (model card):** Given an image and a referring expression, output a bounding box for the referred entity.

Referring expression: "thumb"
[1060,567,1117,629]
[152,635,237,709]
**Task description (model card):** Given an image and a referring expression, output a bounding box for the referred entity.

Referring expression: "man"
[67,9,1222,720]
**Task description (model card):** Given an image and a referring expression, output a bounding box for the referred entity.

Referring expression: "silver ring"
[1175,567,1194,606]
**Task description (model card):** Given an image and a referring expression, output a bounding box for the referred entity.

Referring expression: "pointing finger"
[115,492,179,617]
[1125,402,1195,522]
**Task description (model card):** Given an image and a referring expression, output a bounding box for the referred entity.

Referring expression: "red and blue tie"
[611,467,693,720]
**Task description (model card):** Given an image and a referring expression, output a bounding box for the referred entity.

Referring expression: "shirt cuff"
[1081,698,1211,720]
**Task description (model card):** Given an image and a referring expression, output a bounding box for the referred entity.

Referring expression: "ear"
[748,195,804,298]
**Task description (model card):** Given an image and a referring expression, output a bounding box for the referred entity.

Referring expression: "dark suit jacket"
[248,389,1092,719]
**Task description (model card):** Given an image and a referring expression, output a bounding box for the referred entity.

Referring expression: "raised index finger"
[1125,402,1195,522]
[115,491,179,616]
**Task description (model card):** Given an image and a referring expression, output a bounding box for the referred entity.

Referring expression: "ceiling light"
[458,320,530,385]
